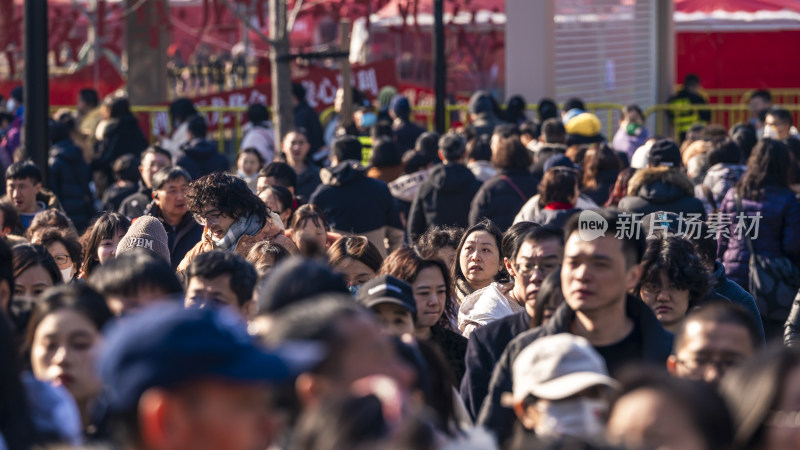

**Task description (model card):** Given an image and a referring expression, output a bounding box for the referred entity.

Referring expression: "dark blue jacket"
[118,181,151,219]
[392,119,426,152]
[176,139,229,180]
[48,139,95,231]
[407,163,481,238]
[144,202,203,271]
[477,295,672,445]
[295,165,322,203]
[460,309,530,419]
[469,168,539,231]
[710,260,766,343]
[310,161,403,234]
[717,186,800,290]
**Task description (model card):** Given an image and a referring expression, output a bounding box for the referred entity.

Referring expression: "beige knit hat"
[115,216,171,264]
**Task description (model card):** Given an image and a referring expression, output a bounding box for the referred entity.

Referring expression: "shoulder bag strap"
[501,175,528,202]
[734,191,756,255]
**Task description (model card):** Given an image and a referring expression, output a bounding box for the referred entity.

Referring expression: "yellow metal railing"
[55,99,800,159]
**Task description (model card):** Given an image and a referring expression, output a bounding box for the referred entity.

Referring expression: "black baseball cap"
[648,139,682,168]
[355,275,417,315]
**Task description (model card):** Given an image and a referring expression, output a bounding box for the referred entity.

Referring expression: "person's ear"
[241,300,257,320]
[504,257,516,277]
[139,388,190,449]
[295,373,329,408]
[33,182,41,195]
[438,149,445,162]
[152,191,158,200]
[139,165,145,176]
[667,354,679,375]
[0,280,9,312]
[625,263,643,292]
[514,402,540,430]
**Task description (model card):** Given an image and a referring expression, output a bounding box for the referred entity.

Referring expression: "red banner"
[150,59,398,136]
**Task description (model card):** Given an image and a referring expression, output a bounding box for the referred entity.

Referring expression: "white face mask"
[534,398,607,440]
[763,125,778,139]
[5,98,16,113]
[60,266,74,283]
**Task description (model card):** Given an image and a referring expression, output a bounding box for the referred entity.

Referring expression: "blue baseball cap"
[99,303,291,412]
[543,154,578,172]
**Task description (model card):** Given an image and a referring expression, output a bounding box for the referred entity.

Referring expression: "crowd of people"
[0,82,799,450]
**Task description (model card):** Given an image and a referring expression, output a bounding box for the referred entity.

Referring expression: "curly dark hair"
[186,172,269,225]
[414,225,464,260]
[635,236,709,309]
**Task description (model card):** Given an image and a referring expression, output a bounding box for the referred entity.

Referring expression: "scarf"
[211,213,263,251]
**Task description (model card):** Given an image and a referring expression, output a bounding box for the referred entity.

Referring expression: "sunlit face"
[765,114,791,140]
[261,190,291,226]
[561,234,638,316]
[237,152,261,177]
[97,229,126,265]
[6,177,41,214]
[607,388,708,450]
[185,275,242,313]
[332,257,376,288]
[372,303,415,337]
[669,319,754,386]
[45,241,77,281]
[13,265,55,320]
[507,238,562,308]
[411,266,447,329]
[198,207,236,240]
[31,309,103,406]
[282,132,310,168]
[458,231,501,292]
[640,271,691,332]
[140,152,171,189]
[154,177,189,220]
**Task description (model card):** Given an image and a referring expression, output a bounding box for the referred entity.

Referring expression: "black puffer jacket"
[118,181,151,219]
[469,168,539,231]
[617,166,706,219]
[407,163,481,238]
[48,139,95,231]
[94,115,148,177]
[176,139,230,180]
[310,161,403,234]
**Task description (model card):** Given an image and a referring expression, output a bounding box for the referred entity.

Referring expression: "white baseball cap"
[504,333,619,406]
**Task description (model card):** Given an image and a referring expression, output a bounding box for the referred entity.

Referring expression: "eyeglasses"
[674,356,741,375]
[514,261,559,278]
[192,210,224,226]
[52,254,71,265]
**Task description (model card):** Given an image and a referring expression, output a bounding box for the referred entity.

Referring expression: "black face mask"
[8,298,33,333]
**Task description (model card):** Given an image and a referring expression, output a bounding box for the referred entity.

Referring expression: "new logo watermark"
[577,211,763,241]
[577,210,609,241]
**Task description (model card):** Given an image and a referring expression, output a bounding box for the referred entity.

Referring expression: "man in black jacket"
[144,166,202,270]
[176,116,229,180]
[477,209,673,445]
[119,146,171,218]
[310,136,404,257]
[407,133,480,239]
[531,118,568,179]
